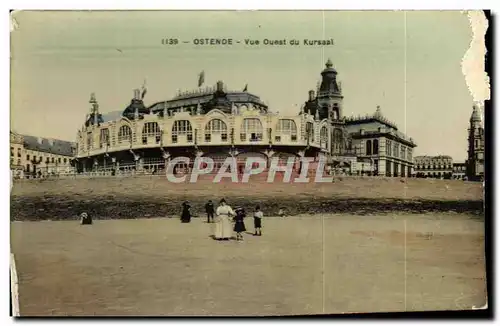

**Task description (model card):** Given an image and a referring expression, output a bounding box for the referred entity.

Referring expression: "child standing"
[233,207,247,241]
[205,200,215,223]
[253,206,263,236]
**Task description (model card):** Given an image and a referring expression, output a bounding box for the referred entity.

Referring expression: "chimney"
[216,81,224,92]
[308,90,315,101]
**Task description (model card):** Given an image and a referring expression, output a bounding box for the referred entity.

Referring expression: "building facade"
[452,162,467,180]
[10,131,76,178]
[344,106,417,177]
[466,104,485,181]
[74,59,415,178]
[10,132,24,174]
[76,87,334,175]
[413,155,453,179]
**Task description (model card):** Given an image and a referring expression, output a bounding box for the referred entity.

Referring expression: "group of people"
[180,199,263,241]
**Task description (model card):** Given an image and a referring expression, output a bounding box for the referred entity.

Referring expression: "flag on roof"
[198,71,205,87]
[141,79,147,99]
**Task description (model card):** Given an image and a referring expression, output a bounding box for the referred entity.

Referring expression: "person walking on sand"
[180,201,192,223]
[253,205,264,236]
[205,200,215,223]
[233,207,247,241]
[215,198,234,240]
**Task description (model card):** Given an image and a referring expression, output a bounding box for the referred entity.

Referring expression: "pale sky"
[10,10,475,161]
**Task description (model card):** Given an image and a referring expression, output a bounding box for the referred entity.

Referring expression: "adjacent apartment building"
[344,106,416,177]
[413,155,453,179]
[10,131,77,178]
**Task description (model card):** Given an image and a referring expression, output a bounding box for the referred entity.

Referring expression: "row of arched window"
[309,125,345,152]
[92,118,300,149]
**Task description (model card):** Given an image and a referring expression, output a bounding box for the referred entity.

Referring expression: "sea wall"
[10,176,484,220]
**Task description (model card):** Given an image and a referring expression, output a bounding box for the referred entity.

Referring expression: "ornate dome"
[122,89,150,120]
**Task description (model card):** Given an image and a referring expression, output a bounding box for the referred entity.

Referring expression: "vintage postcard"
[9,10,489,316]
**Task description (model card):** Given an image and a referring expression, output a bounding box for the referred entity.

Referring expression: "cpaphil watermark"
[164,156,333,183]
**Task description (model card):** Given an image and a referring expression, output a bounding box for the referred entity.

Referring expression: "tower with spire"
[302,58,347,157]
[302,59,344,120]
[466,103,485,181]
[85,93,104,127]
[317,58,343,120]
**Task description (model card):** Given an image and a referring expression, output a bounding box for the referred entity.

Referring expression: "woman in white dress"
[214,198,235,240]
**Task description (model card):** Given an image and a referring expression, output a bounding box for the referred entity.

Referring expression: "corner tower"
[302,59,349,158]
[466,104,485,181]
[317,58,344,121]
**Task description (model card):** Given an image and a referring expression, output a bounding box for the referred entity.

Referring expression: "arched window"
[332,103,340,120]
[320,126,328,149]
[276,119,298,142]
[366,140,372,156]
[143,122,160,135]
[172,120,193,143]
[347,137,353,151]
[99,128,110,148]
[118,125,132,143]
[306,122,314,143]
[373,139,379,155]
[205,119,228,142]
[142,122,161,144]
[240,118,263,142]
[333,129,343,154]
[276,119,297,134]
[86,132,93,151]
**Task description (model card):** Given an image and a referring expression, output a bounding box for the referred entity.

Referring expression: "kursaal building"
[74,59,416,177]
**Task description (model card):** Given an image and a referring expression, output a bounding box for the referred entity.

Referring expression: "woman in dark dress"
[80,212,92,225]
[233,207,247,241]
[181,201,192,223]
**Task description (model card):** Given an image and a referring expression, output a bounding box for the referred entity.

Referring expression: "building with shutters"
[413,155,454,179]
[10,131,76,179]
[452,162,467,180]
